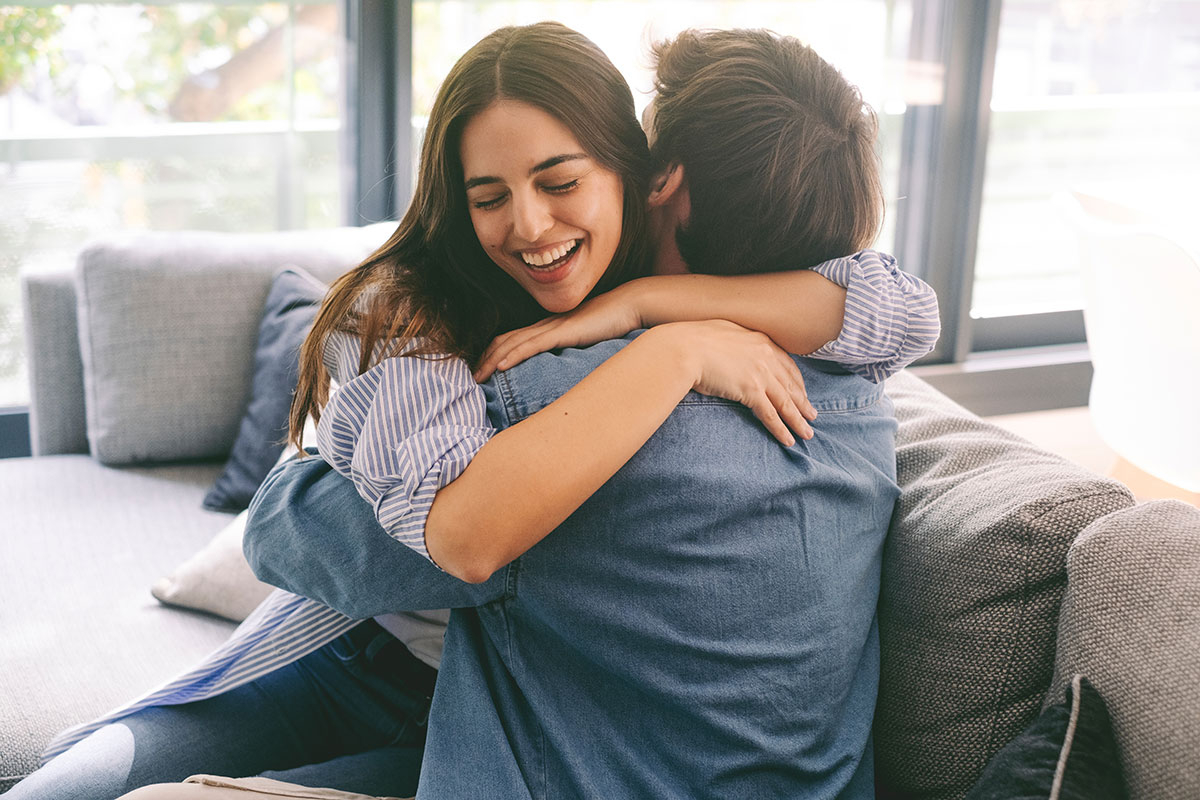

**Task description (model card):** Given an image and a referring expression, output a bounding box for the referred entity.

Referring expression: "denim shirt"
[245,336,900,799]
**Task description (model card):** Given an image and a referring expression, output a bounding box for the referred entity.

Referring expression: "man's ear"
[648,163,686,208]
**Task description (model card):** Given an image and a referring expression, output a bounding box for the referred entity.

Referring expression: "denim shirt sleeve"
[243,452,509,617]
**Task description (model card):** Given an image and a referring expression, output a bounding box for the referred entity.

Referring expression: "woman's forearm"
[425,325,695,582]
[428,318,811,582]
[629,270,847,355]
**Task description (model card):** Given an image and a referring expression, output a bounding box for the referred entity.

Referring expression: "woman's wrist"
[638,321,704,391]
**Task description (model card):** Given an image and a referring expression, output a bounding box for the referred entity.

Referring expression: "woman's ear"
[648,163,687,208]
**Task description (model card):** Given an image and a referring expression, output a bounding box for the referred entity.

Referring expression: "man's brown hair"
[648,29,883,275]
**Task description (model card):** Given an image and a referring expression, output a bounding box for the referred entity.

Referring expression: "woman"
[14,22,926,800]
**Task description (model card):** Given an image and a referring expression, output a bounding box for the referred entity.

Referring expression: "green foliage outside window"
[0,7,66,95]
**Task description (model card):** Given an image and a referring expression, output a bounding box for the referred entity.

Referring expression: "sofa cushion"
[202,266,328,512]
[0,455,238,792]
[1050,499,1200,800]
[74,225,387,465]
[876,371,1135,800]
[160,419,316,621]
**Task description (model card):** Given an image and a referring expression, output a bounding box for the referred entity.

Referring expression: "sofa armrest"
[21,270,87,456]
[1050,499,1200,800]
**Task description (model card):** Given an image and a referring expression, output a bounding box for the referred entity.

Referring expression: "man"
[236,32,911,798]
[244,344,899,798]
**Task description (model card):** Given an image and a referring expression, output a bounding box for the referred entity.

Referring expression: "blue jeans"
[7,620,432,800]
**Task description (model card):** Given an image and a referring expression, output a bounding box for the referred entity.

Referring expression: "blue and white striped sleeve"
[806,249,941,383]
[316,332,494,564]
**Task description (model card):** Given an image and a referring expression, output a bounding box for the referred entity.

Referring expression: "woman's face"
[460,100,625,314]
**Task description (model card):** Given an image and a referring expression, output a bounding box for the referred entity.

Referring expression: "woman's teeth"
[521,240,579,268]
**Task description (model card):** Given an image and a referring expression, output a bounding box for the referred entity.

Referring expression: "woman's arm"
[317,321,812,584]
[475,250,940,383]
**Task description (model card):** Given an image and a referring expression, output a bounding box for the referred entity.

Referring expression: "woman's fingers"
[784,357,817,422]
[764,375,813,443]
[746,391,796,447]
[475,326,537,381]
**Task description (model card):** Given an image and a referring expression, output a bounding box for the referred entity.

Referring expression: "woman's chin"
[534,290,587,315]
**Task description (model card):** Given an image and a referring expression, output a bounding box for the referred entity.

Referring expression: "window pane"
[973,0,1200,318]
[0,2,344,408]
[411,1,914,255]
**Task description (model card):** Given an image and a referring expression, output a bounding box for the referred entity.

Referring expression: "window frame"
[894,0,1091,414]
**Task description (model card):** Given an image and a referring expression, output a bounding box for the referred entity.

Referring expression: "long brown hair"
[648,29,883,275]
[289,22,653,449]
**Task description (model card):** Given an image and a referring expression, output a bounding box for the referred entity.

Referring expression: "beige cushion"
[116,774,407,799]
[151,510,274,622]
[876,372,1135,799]
[152,422,315,621]
[1050,499,1200,800]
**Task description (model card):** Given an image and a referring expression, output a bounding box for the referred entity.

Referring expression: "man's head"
[645,29,884,275]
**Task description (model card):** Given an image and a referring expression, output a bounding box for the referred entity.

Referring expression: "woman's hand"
[474,284,643,381]
[657,320,818,446]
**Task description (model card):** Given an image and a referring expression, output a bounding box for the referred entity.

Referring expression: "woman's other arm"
[476,250,940,383]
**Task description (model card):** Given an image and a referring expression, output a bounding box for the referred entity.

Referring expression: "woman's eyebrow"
[464,153,588,190]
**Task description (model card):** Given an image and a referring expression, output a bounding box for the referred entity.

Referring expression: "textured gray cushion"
[74,225,388,465]
[22,270,88,456]
[877,371,1135,800]
[1050,500,1200,800]
[0,455,238,792]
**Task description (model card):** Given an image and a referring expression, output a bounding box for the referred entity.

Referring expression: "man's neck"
[649,200,690,276]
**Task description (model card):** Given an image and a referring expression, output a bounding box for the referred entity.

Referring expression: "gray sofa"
[2,226,1198,798]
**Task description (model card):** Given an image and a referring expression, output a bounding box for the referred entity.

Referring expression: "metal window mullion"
[893,0,1002,364]
[342,0,411,226]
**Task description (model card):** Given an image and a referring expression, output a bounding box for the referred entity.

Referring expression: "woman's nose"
[511,193,554,243]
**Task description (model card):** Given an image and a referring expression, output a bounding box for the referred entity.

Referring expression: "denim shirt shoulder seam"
[493,368,520,426]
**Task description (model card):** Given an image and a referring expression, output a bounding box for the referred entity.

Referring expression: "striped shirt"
[42,248,938,763]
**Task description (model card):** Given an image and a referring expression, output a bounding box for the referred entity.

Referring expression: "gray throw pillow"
[203,267,327,512]
[876,372,1134,800]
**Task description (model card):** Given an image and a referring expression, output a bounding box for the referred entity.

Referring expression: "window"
[974,0,1200,319]
[0,2,345,410]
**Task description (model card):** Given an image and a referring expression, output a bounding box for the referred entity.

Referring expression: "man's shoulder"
[482,332,887,425]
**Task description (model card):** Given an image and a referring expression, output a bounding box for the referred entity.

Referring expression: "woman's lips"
[520,240,582,284]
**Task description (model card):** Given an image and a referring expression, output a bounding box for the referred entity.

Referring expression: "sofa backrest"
[22,270,88,456]
[878,370,1135,799]
[22,224,392,460]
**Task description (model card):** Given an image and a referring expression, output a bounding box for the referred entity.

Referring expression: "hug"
[9,22,943,799]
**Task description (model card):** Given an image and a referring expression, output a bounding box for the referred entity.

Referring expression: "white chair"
[1066,191,1200,503]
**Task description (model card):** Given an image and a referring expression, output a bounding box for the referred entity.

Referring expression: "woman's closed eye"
[472,193,507,210]
[544,179,579,194]
[471,179,579,211]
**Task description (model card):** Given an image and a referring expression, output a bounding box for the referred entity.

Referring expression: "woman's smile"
[460,99,624,313]
[515,238,583,283]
